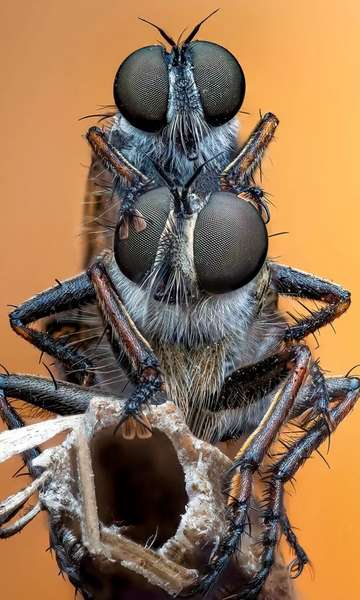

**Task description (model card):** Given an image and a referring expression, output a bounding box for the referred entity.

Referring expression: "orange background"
[0,1,359,598]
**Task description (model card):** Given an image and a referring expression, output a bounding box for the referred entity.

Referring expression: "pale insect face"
[113,39,245,160]
[114,185,268,307]
[109,11,245,170]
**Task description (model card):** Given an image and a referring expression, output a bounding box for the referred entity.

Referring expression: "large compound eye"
[189,41,245,126]
[113,46,169,132]
[194,192,268,294]
[115,187,172,283]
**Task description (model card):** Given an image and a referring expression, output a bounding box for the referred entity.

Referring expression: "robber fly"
[1,12,359,600]
[2,118,360,597]
[51,11,270,392]
[82,9,246,264]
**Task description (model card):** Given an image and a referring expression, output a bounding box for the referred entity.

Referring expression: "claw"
[115,413,152,440]
[118,209,147,239]
[118,218,129,240]
[288,556,307,579]
[132,209,147,233]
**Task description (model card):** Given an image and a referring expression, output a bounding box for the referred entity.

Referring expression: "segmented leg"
[220,112,279,190]
[8,255,163,434]
[82,153,118,267]
[193,345,311,593]
[86,127,151,186]
[0,372,106,415]
[0,390,40,476]
[0,393,44,537]
[270,263,351,342]
[9,274,97,385]
[209,350,330,441]
[87,127,154,239]
[237,376,360,599]
[89,259,163,435]
[215,350,293,413]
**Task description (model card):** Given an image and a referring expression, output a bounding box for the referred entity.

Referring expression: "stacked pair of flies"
[0,11,358,600]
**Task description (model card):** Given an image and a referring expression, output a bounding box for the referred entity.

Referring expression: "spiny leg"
[0,393,43,537]
[270,262,351,342]
[193,344,311,593]
[87,127,154,239]
[237,376,360,599]
[220,112,279,190]
[208,350,327,442]
[87,127,151,186]
[0,372,106,416]
[9,273,97,385]
[280,512,309,578]
[215,350,293,413]
[82,153,119,267]
[0,390,40,476]
[10,259,162,434]
[89,259,163,436]
[44,316,101,385]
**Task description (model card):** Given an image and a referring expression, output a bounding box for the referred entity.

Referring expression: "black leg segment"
[270,263,350,342]
[0,373,106,416]
[9,273,97,385]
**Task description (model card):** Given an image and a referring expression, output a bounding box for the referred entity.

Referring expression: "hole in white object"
[90,426,188,548]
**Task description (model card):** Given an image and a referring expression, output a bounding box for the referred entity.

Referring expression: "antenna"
[138,17,176,47]
[182,8,220,46]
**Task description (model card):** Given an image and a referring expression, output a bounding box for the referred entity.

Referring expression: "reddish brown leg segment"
[89,260,163,438]
[87,127,151,186]
[238,377,360,599]
[86,127,152,241]
[220,112,279,190]
[194,344,311,593]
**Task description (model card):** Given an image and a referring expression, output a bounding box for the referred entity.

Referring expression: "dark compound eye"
[113,46,169,132]
[115,187,172,283]
[189,41,246,127]
[194,192,268,294]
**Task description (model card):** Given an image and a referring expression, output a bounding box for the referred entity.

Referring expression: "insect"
[49,10,252,391]
[1,118,359,598]
[1,12,359,600]
[80,9,246,266]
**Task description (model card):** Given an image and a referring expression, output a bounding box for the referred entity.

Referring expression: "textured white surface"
[0,414,81,463]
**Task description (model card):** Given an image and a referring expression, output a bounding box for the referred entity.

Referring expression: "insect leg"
[89,260,163,436]
[87,127,151,186]
[220,112,279,190]
[0,372,102,415]
[215,351,356,444]
[1,392,85,580]
[217,350,292,411]
[0,390,40,475]
[0,392,44,537]
[270,262,351,342]
[87,127,153,239]
[193,344,311,594]
[239,376,360,599]
[290,362,355,431]
[82,154,118,266]
[9,273,97,385]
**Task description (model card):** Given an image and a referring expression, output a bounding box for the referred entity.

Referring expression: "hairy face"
[112,37,245,161]
[114,188,268,301]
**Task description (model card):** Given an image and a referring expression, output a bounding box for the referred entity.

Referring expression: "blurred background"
[0,1,359,598]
